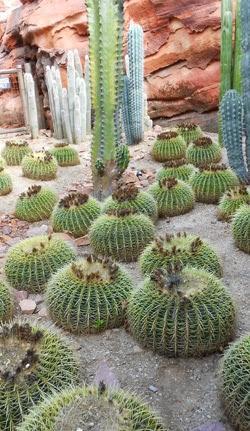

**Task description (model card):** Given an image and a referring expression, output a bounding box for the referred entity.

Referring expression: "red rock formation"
[0,0,221,128]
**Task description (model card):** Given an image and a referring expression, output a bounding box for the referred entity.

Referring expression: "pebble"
[148,385,158,393]
[37,307,48,317]
[14,289,28,301]
[19,299,36,315]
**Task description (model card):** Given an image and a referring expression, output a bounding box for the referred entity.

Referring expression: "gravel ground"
[0,130,249,431]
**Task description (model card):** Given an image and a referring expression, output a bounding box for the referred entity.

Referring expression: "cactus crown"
[225,185,249,198]
[106,207,136,217]
[163,158,187,168]
[0,322,43,384]
[152,232,203,257]
[112,180,139,202]
[58,192,89,209]
[19,185,42,199]
[5,140,28,148]
[157,131,178,140]
[70,254,119,283]
[193,137,213,147]
[54,143,69,148]
[30,151,54,163]
[159,177,178,189]
[200,163,228,172]
[21,234,54,255]
[177,122,198,131]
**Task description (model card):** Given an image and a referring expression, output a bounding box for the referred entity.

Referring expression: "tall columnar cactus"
[84,54,91,134]
[86,0,127,199]
[220,0,233,101]
[24,73,39,139]
[122,21,145,145]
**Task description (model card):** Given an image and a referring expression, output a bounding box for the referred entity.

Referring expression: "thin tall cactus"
[24,72,39,139]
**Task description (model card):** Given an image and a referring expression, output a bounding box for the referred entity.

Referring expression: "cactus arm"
[73,49,83,78]
[220,90,248,182]
[73,95,82,145]
[24,73,39,139]
[122,75,134,145]
[67,51,76,141]
[62,88,73,145]
[45,66,58,138]
[220,10,233,100]
[84,54,92,135]
[233,0,242,93]
[113,0,124,147]
[78,77,87,140]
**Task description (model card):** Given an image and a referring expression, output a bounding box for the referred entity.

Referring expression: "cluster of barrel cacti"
[45,49,90,144]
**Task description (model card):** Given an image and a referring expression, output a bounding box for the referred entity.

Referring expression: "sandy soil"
[0,131,249,431]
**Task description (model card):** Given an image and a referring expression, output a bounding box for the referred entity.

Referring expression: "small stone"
[29,294,43,305]
[26,224,48,237]
[148,385,158,393]
[14,290,28,301]
[133,345,143,353]
[19,299,36,315]
[191,422,226,431]
[154,125,162,133]
[2,226,12,235]
[38,307,48,317]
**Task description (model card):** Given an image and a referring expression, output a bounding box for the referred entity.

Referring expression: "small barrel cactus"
[102,180,158,221]
[16,384,166,431]
[49,143,80,167]
[151,131,187,162]
[1,140,32,166]
[15,185,58,222]
[115,144,130,173]
[186,137,222,167]
[0,282,13,322]
[128,265,236,357]
[0,321,78,430]
[149,177,195,217]
[90,208,155,262]
[232,204,250,254]
[4,234,76,293]
[190,164,239,204]
[218,185,250,221]
[52,192,101,238]
[176,122,203,144]
[0,156,6,169]
[156,158,196,183]
[22,151,58,180]
[47,254,133,334]
[140,231,222,278]
[220,334,250,431]
[0,167,12,196]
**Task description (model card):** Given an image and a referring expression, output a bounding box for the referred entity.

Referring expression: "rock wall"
[0,0,221,129]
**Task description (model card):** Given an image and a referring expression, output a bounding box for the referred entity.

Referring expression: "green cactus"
[15,185,58,222]
[115,144,130,173]
[49,143,80,167]
[4,235,76,293]
[156,158,196,183]
[220,1,233,101]
[46,254,133,333]
[0,282,13,322]
[128,265,236,357]
[190,164,239,204]
[22,151,58,181]
[220,333,250,431]
[152,132,187,162]
[176,123,203,145]
[139,232,223,278]
[102,180,158,221]
[0,168,12,196]
[186,137,222,167]
[17,385,166,431]
[232,204,250,253]
[0,321,78,431]
[217,185,250,221]
[149,177,195,218]
[1,140,32,166]
[0,156,6,169]
[52,192,101,238]
[90,208,155,262]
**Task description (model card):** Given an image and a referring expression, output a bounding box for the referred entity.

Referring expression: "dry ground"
[0,130,249,431]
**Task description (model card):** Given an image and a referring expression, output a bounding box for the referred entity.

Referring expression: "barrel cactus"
[1,140,32,166]
[218,185,250,221]
[176,122,203,144]
[149,177,195,217]
[17,384,166,431]
[0,168,12,196]
[115,144,130,173]
[52,192,101,238]
[140,232,222,278]
[156,158,196,183]
[152,131,187,162]
[47,254,133,334]
[220,334,250,431]
[22,151,58,180]
[90,208,155,262]
[0,321,78,431]
[186,137,222,167]
[232,204,250,253]
[49,143,80,167]
[4,235,76,293]
[0,282,13,322]
[15,185,58,222]
[128,265,236,357]
[190,164,239,203]
[102,180,158,221]
[0,156,6,169]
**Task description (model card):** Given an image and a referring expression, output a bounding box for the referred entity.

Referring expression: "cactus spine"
[24,72,39,139]
[45,50,89,144]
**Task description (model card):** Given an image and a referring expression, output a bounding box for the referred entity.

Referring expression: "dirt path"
[0,131,249,431]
